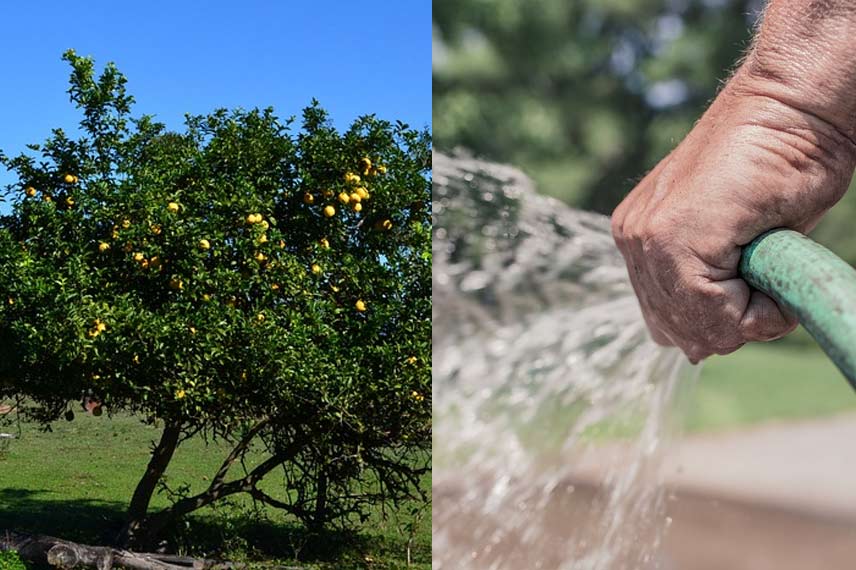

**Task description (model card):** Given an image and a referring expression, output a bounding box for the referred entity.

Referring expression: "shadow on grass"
[0,488,126,544]
[0,489,422,566]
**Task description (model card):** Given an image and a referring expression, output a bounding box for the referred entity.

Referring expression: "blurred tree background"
[433,0,856,427]
[433,0,856,266]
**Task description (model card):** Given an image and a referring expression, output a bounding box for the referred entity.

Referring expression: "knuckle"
[610,213,626,245]
[640,214,677,257]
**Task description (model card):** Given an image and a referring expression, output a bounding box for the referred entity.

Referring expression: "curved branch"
[135,438,305,543]
[210,418,270,488]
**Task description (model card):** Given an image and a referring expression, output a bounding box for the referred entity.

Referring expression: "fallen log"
[0,531,251,570]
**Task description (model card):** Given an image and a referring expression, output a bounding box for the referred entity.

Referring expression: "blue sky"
[0,0,431,193]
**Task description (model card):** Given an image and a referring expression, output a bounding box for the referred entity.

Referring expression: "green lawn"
[0,413,430,570]
[686,338,856,432]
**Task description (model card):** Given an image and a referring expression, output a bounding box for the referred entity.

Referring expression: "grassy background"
[687,332,856,433]
[0,414,430,570]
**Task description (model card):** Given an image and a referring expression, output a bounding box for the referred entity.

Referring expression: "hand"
[611,75,856,362]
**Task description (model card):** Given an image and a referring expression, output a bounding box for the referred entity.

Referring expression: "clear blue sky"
[0,0,431,192]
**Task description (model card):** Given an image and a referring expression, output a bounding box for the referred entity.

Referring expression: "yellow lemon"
[355,299,366,312]
[132,354,140,364]
[323,205,336,218]
[344,172,361,184]
[64,174,75,184]
[175,389,186,400]
[149,256,162,270]
[167,202,180,213]
[150,224,162,235]
[356,187,369,200]
[382,219,393,230]
[323,189,334,198]
[63,196,75,207]
[319,238,330,249]
[338,192,350,205]
[331,285,340,293]
[133,252,145,262]
[169,277,183,290]
[360,157,372,173]
[98,242,110,252]
[278,240,286,248]
[311,263,322,274]
[259,220,270,230]
[349,192,361,203]
[258,234,268,244]
[256,313,266,322]
[202,293,211,302]
[199,239,211,251]
[303,192,315,205]
[255,252,267,263]
[353,203,363,213]
[407,356,417,365]
[43,195,52,202]
[25,186,37,197]
[121,219,131,229]
[376,164,387,175]
[271,283,280,291]
[246,214,257,224]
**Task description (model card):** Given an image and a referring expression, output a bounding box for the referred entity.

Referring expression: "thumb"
[739,290,799,342]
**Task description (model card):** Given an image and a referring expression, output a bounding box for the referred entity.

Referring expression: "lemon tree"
[0,52,431,547]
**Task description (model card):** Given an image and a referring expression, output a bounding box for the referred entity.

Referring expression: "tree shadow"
[160,509,393,564]
[0,489,416,565]
[0,488,127,544]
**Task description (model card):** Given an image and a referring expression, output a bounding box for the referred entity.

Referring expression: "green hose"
[740,229,856,388]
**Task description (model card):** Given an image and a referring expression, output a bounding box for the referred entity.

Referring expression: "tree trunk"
[119,421,183,547]
[311,471,328,531]
[126,439,305,547]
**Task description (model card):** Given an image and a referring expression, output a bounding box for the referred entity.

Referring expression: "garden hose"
[740,228,856,389]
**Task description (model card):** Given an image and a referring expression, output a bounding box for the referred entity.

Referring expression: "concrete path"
[663,413,856,519]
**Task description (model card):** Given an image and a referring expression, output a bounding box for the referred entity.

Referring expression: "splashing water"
[432,152,699,569]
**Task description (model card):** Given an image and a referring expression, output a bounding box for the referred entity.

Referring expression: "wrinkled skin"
[612,73,856,363]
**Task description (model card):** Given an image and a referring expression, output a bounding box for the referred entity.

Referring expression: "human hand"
[611,74,856,362]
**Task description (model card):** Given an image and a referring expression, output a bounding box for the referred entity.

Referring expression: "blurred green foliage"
[433,0,856,265]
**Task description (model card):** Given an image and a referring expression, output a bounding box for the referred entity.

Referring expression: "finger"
[621,230,676,347]
[713,343,744,356]
[684,342,713,365]
[644,313,674,346]
[738,290,799,342]
[695,277,751,350]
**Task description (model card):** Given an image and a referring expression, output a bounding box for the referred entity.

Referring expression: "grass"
[686,337,856,433]
[0,413,430,569]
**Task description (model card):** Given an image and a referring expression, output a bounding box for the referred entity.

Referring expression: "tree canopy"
[0,50,431,547]
[433,0,856,265]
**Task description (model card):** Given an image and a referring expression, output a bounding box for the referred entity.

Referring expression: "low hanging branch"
[0,531,253,570]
